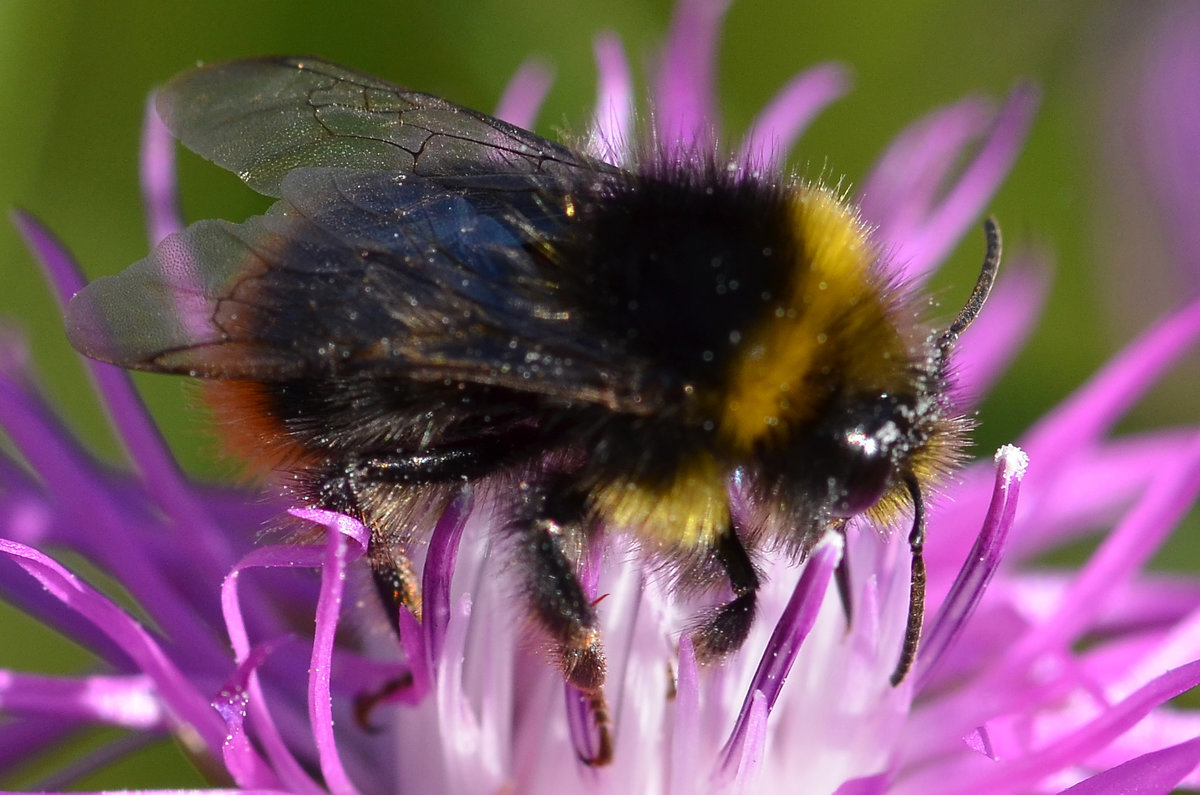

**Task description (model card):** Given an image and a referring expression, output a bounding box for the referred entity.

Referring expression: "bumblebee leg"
[313,466,426,623]
[339,427,546,622]
[690,524,760,661]
[368,537,422,622]
[514,480,612,764]
[515,483,605,690]
[834,523,853,628]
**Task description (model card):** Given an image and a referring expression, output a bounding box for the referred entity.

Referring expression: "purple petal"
[12,212,235,565]
[0,511,130,664]
[586,33,635,162]
[738,64,850,166]
[1061,735,1200,794]
[494,58,554,130]
[298,509,369,795]
[721,533,842,767]
[140,92,183,245]
[220,542,336,791]
[0,671,163,730]
[11,210,86,308]
[212,639,298,791]
[423,487,473,664]
[721,690,768,792]
[653,0,731,152]
[918,445,1027,690]
[399,605,431,702]
[0,539,226,753]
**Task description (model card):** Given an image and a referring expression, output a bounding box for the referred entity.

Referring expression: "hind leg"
[330,433,541,624]
[512,477,612,764]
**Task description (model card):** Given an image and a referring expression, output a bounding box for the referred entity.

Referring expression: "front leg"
[689,521,761,661]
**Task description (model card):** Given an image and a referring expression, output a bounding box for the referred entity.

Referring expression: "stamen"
[917,445,1026,690]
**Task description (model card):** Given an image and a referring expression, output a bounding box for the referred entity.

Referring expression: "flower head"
[4,1,1200,793]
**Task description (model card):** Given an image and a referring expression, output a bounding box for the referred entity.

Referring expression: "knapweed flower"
[4,0,1200,792]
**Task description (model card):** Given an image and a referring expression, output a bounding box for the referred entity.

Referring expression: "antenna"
[936,217,1002,374]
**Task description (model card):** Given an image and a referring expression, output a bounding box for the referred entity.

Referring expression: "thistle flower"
[4,1,1200,793]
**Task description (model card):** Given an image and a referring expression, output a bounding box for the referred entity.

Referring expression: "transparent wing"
[157,56,604,197]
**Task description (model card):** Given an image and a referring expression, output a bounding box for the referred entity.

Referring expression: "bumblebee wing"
[66,166,659,413]
[157,56,602,197]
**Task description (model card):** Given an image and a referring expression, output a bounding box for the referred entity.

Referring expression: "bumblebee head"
[811,392,923,518]
[736,214,1001,546]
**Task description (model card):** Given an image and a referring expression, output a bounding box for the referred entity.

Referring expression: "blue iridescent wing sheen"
[65,57,657,413]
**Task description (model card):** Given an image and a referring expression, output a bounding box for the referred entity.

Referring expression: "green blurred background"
[0,0,1195,787]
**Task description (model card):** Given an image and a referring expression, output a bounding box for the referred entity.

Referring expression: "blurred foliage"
[0,0,1195,785]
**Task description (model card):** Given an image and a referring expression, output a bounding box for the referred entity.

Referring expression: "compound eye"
[819,394,918,518]
[829,425,894,517]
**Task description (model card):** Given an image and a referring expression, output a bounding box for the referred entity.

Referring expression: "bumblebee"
[66,58,999,765]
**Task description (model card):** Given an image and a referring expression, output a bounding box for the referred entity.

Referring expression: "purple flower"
[4,0,1200,792]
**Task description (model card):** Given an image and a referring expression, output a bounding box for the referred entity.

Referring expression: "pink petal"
[738,64,850,166]
[587,33,635,162]
[140,92,183,245]
[900,660,1200,794]
[865,87,1038,284]
[494,58,554,130]
[721,690,768,792]
[1061,735,1200,794]
[669,637,702,795]
[1136,5,1200,289]
[653,0,731,152]
[1020,294,1200,477]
